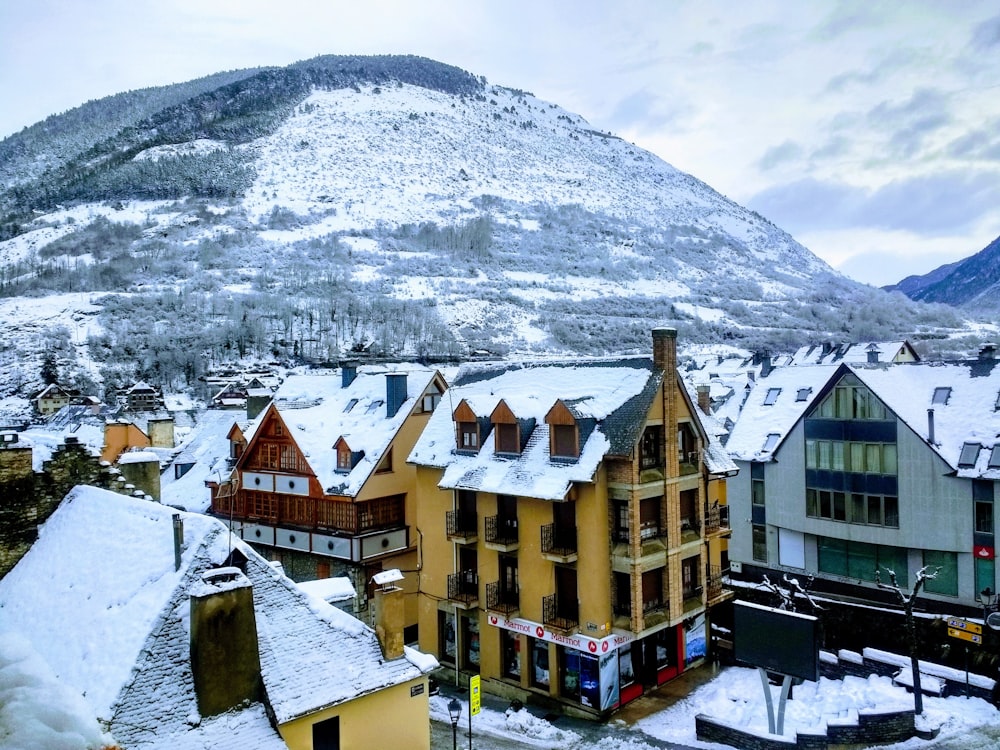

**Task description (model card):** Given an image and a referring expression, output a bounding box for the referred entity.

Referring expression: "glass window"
[932,387,951,405]
[752,477,765,506]
[501,630,521,679]
[867,495,882,525]
[561,648,581,700]
[976,501,994,534]
[764,388,781,406]
[762,433,780,452]
[806,440,817,469]
[819,441,831,469]
[495,422,519,454]
[833,492,846,521]
[850,493,865,524]
[869,398,886,420]
[866,444,882,474]
[752,524,767,562]
[806,488,818,517]
[796,388,811,402]
[580,653,600,708]
[850,442,864,472]
[619,644,635,688]
[923,551,958,596]
[818,537,848,577]
[883,444,897,475]
[552,424,578,458]
[439,611,456,664]
[462,615,480,670]
[878,545,908,583]
[959,442,981,468]
[640,497,662,539]
[991,446,1000,470]
[848,541,877,581]
[832,443,845,471]
[531,638,549,688]
[884,497,899,528]
[976,557,996,599]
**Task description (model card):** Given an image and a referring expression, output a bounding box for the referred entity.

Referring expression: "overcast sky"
[2,1,998,287]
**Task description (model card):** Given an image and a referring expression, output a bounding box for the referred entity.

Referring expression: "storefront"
[487,613,694,713]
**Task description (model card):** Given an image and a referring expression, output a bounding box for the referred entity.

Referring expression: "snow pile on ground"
[430,694,581,748]
[0,632,116,750]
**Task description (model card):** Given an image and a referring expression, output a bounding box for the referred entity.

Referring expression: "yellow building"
[409,328,737,716]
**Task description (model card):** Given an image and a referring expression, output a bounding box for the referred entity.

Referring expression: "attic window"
[762,433,780,452]
[458,421,479,451]
[932,387,951,405]
[796,388,811,402]
[422,392,441,413]
[336,442,352,472]
[763,388,781,406]
[344,398,359,413]
[495,422,519,454]
[366,400,384,414]
[995,390,1000,411]
[551,424,579,458]
[959,442,981,468]
[990,446,1000,469]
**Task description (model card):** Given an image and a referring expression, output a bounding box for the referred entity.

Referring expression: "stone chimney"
[342,362,358,389]
[760,353,773,378]
[190,567,262,716]
[697,384,711,414]
[372,579,405,660]
[386,372,408,419]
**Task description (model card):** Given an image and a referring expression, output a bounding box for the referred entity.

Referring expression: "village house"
[408,328,736,717]
[725,343,1000,620]
[209,364,447,632]
[0,486,436,750]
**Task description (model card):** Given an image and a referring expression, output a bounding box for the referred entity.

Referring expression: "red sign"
[975,545,995,560]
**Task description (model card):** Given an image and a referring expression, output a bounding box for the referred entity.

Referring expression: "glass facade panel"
[923,551,958,596]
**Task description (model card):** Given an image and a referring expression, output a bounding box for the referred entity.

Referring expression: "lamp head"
[448,697,462,725]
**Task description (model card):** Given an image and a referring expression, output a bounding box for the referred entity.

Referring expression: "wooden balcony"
[446,510,478,543]
[447,570,479,609]
[704,503,731,536]
[705,564,733,604]
[486,581,519,617]
[540,523,577,563]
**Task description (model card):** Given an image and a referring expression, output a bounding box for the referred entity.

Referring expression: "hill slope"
[0,55,971,407]
[885,234,1000,310]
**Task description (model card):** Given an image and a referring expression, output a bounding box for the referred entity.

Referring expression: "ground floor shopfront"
[434,606,709,717]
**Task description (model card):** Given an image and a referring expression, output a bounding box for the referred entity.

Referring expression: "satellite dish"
[987,612,1000,631]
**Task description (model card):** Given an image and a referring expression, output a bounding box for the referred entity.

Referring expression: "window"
[458,421,479,450]
[991,446,1000,469]
[817,537,907,582]
[762,433,779,452]
[763,388,781,406]
[614,501,629,543]
[639,497,661,539]
[272,421,284,436]
[641,568,664,612]
[365,399,384,414]
[813,377,889,421]
[810,490,898,528]
[438,611,456,664]
[343,398,358,413]
[959,442,981,468]
[751,463,765,506]
[495,422,519,454]
[501,630,521,679]
[681,556,699,598]
[421,391,441,413]
[613,572,631,616]
[923,551,958,596]
[376,447,392,473]
[796,388,811,402]
[752,524,767,562]
[976,501,994,534]
[932,387,951,405]
[336,443,352,472]
[313,716,340,750]
[640,426,663,469]
[552,424,578,458]
[531,638,549,688]
[279,444,298,471]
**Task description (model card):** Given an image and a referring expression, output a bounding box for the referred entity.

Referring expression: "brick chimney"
[697,384,711,414]
[652,327,677,373]
[190,567,262,716]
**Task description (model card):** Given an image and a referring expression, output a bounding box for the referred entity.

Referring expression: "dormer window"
[546,400,579,460]
[491,400,521,455]
[763,388,781,406]
[335,438,353,473]
[454,400,480,453]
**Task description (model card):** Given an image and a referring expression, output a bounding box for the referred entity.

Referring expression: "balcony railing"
[447,570,479,606]
[485,515,518,546]
[543,593,579,631]
[486,580,519,617]
[446,510,478,541]
[541,524,577,556]
[211,492,404,535]
[705,564,727,601]
[704,503,731,533]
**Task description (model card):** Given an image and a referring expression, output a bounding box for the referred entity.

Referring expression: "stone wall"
[696,707,914,749]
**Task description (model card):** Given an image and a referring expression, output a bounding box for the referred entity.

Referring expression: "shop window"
[501,630,521,680]
[561,649,581,700]
[619,644,636,689]
[531,638,550,689]
[438,610,456,665]
[655,629,676,671]
[462,615,480,670]
[923,550,958,596]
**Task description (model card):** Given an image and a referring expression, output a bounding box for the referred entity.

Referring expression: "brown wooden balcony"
[447,570,479,608]
[446,510,478,543]
[543,593,579,632]
[705,564,732,604]
[704,503,731,535]
[484,514,518,550]
[211,491,404,536]
[486,580,519,617]
[541,523,577,562]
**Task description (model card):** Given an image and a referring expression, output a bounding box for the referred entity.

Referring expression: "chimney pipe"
[760,353,773,378]
[927,408,935,445]
[172,513,183,572]
[342,362,358,389]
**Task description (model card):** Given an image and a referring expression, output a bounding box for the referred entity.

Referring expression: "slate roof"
[0,486,431,749]
[241,365,441,496]
[409,357,665,500]
[726,359,1000,479]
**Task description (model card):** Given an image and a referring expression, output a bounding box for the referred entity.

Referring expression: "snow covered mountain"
[884,233,1000,310]
[0,55,967,407]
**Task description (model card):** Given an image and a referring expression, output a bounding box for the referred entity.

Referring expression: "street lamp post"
[448,697,462,750]
[980,587,995,622]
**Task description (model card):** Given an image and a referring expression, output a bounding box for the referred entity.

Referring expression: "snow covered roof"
[726,359,1000,478]
[0,486,428,747]
[788,341,918,366]
[408,358,664,500]
[242,365,442,496]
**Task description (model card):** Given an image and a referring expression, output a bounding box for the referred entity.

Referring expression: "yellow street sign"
[947,617,982,635]
[948,627,983,645]
[470,675,481,716]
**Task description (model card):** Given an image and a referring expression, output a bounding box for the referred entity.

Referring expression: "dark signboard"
[734,601,819,682]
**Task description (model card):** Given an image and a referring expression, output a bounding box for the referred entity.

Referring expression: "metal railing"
[485,514,518,546]
[486,580,519,616]
[704,503,731,532]
[541,523,577,556]
[447,570,479,605]
[543,593,579,631]
[446,510,477,540]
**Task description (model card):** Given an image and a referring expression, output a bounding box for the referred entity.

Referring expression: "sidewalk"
[432,663,723,749]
